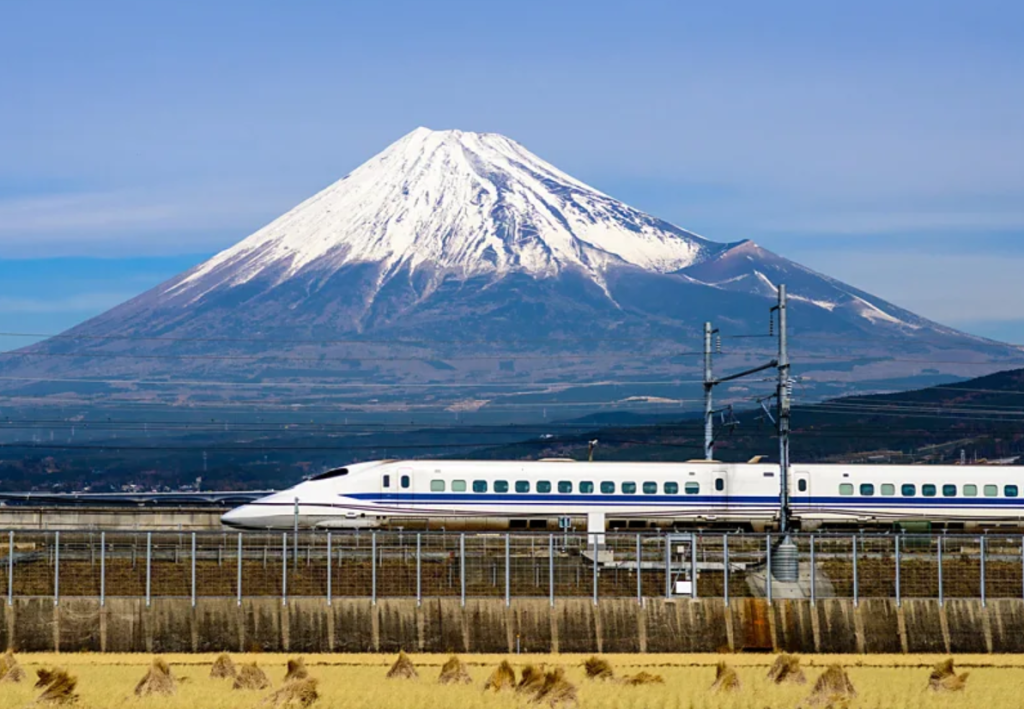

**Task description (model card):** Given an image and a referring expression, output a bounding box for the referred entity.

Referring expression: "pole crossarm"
[708,360,779,386]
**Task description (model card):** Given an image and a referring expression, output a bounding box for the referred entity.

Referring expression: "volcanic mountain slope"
[2,128,1018,409]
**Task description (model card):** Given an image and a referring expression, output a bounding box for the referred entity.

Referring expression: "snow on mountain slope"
[171,127,722,302]
[3,126,1019,410]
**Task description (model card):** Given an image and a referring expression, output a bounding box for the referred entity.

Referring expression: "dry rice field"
[3,652,1024,709]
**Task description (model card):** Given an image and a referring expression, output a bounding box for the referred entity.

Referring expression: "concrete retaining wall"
[0,596,1011,653]
[0,507,227,530]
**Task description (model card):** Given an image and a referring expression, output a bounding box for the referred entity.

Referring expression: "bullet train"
[220,458,1024,532]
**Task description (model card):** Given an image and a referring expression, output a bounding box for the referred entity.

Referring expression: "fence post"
[723,534,729,607]
[690,534,698,599]
[459,533,466,607]
[236,533,243,606]
[810,534,816,605]
[938,535,944,607]
[54,531,60,607]
[293,498,299,570]
[980,535,986,607]
[416,533,422,607]
[506,534,512,607]
[592,533,598,606]
[326,532,332,606]
[371,531,377,606]
[664,535,671,599]
[7,531,12,606]
[99,531,105,607]
[190,532,197,608]
[548,534,554,608]
[895,534,901,607]
[852,535,859,606]
[766,534,773,604]
[145,532,152,608]
[636,534,642,605]
[282,532,288,606]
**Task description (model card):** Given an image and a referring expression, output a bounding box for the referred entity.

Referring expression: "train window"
[473,480,488,493]
[923,484,937,497]
[684,482,700,495]
[515,481,530,493]
[558,481,573,493]
[537,481,552,493]
[622,482,637,494]
[1006,485,1019,498]
[665,482,679,494]
[310,467,349,480]
[580,482,594,494]
[839,484,854,496]
[494,481,509,493]
[798,479,808,492]
[642,482,657,494]
[942,484,957,497]
[881,484,895,496]
[383,475,391,488]
[430,480,445,492]
[401,475,410,489]
[452,480,467,492]
[984,484,998,497]
[964,484,978,497]
[715,478,725,492]
[860,484,874,496]
[902,484,916,496]
[600,482,615,494]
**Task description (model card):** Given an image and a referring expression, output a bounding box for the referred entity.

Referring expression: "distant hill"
[466,367,1024,466]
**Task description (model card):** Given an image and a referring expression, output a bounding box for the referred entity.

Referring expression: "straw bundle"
[485,660,516,691]
[234,662,272,690]
[134,657,176,697]
[285,658,309,683]
[438,655,472,685]
[260,677,319,708]
[210,653,237,679]
[386,652,418,680]
[710,662,741,693]
[0,650,25,683]
[583,656,614,680]
[767,654,807,685]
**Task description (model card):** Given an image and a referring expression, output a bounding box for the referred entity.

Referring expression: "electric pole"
[703,321,717,460]
[773,284,792,534]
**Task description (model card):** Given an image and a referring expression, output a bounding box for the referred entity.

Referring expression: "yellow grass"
[2,654,1024,708]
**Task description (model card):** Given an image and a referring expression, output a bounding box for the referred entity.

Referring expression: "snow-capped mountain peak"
[171,127,718,298]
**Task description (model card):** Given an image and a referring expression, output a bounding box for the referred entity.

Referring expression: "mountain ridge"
[1,127,1018,409]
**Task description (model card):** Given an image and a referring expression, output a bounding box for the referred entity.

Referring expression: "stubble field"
[2,653,1024,709]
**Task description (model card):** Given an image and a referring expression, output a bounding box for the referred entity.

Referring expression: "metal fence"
[2,530,1022,606]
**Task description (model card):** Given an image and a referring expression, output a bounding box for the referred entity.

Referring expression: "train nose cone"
[221,505,256,529]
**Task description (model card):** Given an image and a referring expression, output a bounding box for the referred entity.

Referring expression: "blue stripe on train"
[348,492,1024,508]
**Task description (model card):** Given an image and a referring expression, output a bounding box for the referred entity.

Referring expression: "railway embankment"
[1,596,1016,654]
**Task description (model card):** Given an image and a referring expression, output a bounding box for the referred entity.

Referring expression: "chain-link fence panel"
[10,531,55,597]
[942,535,982,599]
[984,535,1024,599]
[898,535,940,598]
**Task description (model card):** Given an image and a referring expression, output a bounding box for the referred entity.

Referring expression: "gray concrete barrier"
[1,596,1007,654]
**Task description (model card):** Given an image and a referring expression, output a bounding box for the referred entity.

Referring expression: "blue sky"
[2,0,1023,351]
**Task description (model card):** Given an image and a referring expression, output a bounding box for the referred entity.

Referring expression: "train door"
[794,470,810,503]
[398,466,414,506]
[713,469,728,515]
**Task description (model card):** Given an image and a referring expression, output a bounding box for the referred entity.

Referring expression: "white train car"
[220,458,1024,532]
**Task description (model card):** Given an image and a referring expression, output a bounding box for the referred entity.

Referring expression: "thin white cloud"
[0,181,305,256]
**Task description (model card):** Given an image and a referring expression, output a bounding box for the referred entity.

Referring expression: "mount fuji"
[2,128,1018,412]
